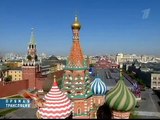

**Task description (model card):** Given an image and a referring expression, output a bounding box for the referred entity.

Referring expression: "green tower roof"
[29,28,36,45]
[105,67,137,112]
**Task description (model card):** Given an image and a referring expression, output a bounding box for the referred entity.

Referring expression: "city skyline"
[0,0,160,56]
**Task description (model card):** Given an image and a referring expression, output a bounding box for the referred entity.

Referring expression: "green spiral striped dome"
[105,79,137,112]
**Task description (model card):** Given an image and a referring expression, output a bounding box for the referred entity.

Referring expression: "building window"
[153,77,156,80]
[153,82,156,85]
[77,108,81,114]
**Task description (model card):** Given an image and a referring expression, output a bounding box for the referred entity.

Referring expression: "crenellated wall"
[0,80,29,97]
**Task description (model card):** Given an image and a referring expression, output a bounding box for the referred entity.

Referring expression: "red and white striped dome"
[37,77,72,119]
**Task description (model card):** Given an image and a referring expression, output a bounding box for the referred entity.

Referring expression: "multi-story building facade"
[151,73,160,90]
[56,63,65,71]
[116,53,141,64]
[5,68,22,81]
[4,60,22,68]
[95,56,119,69]
[116,53,159,64]
[89,56,98,65]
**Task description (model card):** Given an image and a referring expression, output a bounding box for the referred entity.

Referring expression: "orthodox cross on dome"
[75,15,78,21]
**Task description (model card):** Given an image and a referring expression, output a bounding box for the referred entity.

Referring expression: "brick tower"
[62,16,94,119]
[22,29,41,90]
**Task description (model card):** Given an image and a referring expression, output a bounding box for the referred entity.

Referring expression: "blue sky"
[0,0,160,56]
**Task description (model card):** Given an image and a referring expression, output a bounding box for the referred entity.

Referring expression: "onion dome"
[72,16,81,30]
[105,76,137,112]
[91,77,107,95]
[37,76,72,119]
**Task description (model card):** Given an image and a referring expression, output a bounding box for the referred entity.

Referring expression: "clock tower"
[22,29,41,90]
[27,28,38,61]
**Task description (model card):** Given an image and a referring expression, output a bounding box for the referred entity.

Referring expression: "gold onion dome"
[105,75,137,112]
[72,16,81,30]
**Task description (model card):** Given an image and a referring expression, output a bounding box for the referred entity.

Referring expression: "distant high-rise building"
[116,53,141,64]
[151,73,160,90]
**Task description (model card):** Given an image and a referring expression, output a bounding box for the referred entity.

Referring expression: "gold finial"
[72,15,81,30]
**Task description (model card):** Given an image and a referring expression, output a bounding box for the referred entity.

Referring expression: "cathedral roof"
[38,76,72,119]
[48,55,59,61]
[91,77,107,95]
[105,70,137,112]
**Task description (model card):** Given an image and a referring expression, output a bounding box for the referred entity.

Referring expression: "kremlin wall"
[0,79,28,98]
[0,70,64,98]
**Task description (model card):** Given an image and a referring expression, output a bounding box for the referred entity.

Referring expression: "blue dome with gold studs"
[91,77,107,95]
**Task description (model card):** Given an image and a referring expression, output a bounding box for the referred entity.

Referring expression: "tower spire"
[68,16,84,67]
[30,28,36,45]
[62,16,93,119]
